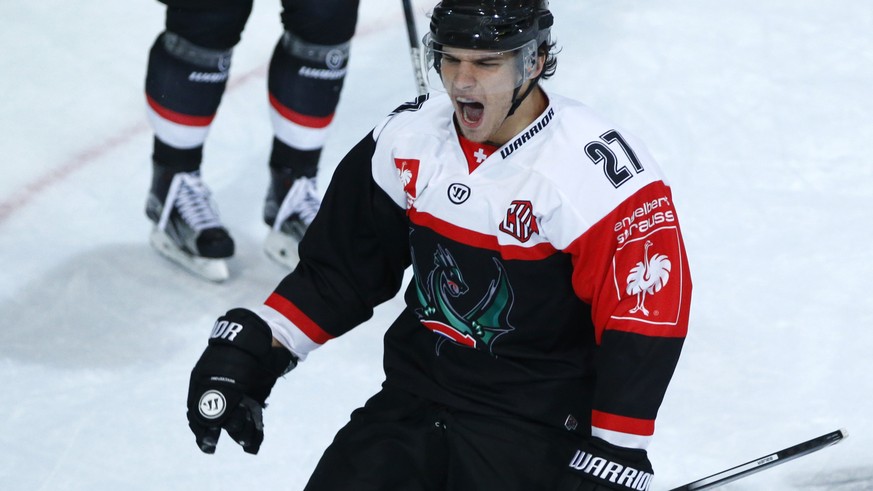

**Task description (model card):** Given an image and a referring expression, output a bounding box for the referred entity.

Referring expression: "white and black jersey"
[256,91,692,452]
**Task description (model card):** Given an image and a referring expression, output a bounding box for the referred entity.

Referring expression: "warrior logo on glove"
[199,390,227,419]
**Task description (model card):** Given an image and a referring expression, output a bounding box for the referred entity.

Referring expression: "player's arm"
[186,129,411,454]
[567,180,692,490]
[255,130,411,360]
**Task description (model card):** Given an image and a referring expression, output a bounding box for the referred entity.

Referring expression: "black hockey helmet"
[427,0,553,52]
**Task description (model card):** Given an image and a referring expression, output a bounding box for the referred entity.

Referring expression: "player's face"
[439,46,524,143]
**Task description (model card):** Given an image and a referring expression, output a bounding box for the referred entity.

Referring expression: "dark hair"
[538,39,559,80]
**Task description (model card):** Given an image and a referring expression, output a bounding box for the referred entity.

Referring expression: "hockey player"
[186,1,692,490]
[144,0,359,281]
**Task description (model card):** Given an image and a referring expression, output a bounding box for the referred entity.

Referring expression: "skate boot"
[146,163,234,281]
[263,167,321,268]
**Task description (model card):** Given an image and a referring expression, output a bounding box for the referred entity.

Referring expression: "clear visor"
[421,33,538,94]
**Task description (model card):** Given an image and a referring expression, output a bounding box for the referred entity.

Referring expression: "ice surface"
[1,1,871,489]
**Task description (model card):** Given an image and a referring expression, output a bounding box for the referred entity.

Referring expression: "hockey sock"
[267,30,350,174]
[145,31,232,160]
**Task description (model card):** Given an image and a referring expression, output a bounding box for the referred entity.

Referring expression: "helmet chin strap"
[506,70,543,118]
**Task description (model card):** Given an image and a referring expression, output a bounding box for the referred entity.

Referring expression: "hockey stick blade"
[669,428,848,490]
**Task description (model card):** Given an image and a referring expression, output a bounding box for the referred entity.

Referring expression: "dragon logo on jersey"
[412,244,515,355]
[499,200,540,243]
[625,240,671,317]
[394,158,420,208]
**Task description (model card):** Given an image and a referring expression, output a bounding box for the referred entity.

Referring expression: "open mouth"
[458,100,485,127]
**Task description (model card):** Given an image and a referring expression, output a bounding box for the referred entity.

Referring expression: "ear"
[532,53,545,79]
[524,52,546,81]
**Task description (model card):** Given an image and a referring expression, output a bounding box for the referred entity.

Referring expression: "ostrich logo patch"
[625,240,671,316]
[611,227,685,326]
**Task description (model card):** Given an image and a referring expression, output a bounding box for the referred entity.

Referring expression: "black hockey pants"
[303,386,594,491]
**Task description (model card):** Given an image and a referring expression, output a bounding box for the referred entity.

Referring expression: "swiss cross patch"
[610,227,685,326]
[394,158,420,207]
[499,200,539,243]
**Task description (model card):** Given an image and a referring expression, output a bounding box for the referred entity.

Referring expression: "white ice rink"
[1,1,871,489]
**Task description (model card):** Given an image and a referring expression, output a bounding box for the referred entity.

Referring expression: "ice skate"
[146,167,234,282]
[263,170,321,269]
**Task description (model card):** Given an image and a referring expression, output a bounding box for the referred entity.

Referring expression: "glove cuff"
[209,308,297,376]
[568,438,654,491]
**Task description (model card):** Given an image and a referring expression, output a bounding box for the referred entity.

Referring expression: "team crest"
[412,244,516,354]
[499,200,539,243]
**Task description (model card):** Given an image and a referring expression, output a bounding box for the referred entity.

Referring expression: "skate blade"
[264,230,301,270]
[149,228,230,282]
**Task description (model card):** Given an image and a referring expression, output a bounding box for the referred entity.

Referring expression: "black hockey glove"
[564,437,654,491]
[186,308,297,455]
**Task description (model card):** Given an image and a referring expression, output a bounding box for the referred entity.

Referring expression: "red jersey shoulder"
[567,179,691,340]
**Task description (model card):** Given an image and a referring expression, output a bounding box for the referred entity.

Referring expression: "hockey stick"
[669,428,848,490]
[402,0,428,96]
